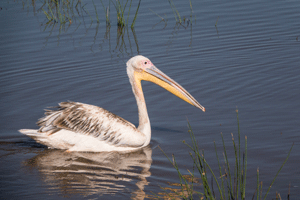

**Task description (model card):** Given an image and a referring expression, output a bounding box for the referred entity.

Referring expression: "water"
[1,0,299,199]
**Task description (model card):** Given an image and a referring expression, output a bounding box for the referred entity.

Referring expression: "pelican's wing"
[37,102,146,147]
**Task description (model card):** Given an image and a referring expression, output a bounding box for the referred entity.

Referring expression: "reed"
[110,0,126,27]
[108,0,141,28]
[41,0,141,28]
[100,0,110,26]
[151,0,196,28]
[149,9,168,29]
[215,16,220,26]
[92,0,99,23]
[41,0,91,25]
[157,110,293,199]
[168,0,182,23]
[131,0,141,29]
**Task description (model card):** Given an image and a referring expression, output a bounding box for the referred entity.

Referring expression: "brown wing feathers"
[37,102,135,145]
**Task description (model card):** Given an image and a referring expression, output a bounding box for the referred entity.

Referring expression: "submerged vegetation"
[154,110,293,199]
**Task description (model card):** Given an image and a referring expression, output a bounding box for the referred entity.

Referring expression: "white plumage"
[19,55,205,152]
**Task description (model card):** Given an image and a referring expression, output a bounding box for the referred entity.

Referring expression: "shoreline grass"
[156,110,293,199]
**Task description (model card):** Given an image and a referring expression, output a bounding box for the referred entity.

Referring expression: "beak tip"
[196,104,205,112]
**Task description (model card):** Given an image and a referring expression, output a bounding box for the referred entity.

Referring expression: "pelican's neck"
[127,68,151,145]
[135,85,151,135]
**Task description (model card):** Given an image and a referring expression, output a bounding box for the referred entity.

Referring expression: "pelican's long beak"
[138,65,205,112]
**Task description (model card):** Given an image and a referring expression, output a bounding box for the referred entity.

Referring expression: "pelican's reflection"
[24,146,152,199]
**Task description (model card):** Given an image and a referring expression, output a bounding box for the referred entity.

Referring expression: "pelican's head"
[126,55,205,112]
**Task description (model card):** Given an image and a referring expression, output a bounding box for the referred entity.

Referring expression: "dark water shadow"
[0,137,46,157]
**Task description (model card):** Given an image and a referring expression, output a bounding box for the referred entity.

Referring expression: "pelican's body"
[19,55,205,152]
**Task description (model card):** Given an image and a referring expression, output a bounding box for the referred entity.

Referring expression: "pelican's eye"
[141,60,152,68]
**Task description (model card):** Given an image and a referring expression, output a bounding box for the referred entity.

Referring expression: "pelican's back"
[19,102,147,151]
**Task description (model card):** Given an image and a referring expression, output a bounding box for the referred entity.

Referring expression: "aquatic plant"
[42,0,73,24]
[40,0,141,28]
[151,0,196,29]
[155,110,293,199]
[100,0,110,26]
[168,0,182,23]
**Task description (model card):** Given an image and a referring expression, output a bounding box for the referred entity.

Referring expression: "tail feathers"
[19,129,45,140]
[19,129,70,150]
[19,129,39,135]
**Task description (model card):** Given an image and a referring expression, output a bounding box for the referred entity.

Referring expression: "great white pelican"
[19,55,205,152]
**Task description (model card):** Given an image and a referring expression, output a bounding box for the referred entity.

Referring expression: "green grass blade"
[236,109,242,199]
[126,0,132,25]
[263,143,294,200]
[168,0,181,23]
[91,0,99,23]
[131,0,141,28]
[256,168,260,200]
[214,141,225,200]
[149,8,165,21]
[43,8,53,21]
[221,132,233,193]
[242,136,247,199]
[231,133,238,198]
[158,146,191,199]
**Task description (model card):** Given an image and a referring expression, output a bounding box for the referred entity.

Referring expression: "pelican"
[19,55,205,152]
